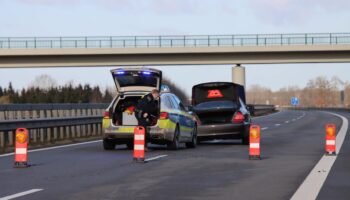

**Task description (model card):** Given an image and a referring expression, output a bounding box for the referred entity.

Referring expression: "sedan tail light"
[159,112,169,120]
[232,111,245,123]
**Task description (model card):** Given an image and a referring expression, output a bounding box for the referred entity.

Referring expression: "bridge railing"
[0,33,350,49]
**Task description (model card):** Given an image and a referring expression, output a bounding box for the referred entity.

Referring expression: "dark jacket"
[135,93,159,120]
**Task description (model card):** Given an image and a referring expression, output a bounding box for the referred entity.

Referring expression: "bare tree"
[29,74,57,90]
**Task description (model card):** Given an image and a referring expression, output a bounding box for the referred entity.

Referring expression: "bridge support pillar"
[232,64,246,88]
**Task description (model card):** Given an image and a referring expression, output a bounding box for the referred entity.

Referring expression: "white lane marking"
[0,140,101,158]
[275,124,281,126]
[144,155,168,162]
[261,127,269,130]
[292,119,296,121]
[285,121,290,123]
[291,112,348,200]
[0,189,43,200]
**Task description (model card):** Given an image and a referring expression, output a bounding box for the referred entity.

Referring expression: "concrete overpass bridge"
[0,33,350,68]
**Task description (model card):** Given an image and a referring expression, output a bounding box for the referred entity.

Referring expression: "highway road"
[0,110,349,200]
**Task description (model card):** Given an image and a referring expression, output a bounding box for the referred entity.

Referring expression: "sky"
[0,0,350,95]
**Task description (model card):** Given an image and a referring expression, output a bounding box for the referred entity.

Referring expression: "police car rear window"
[116,75,158,87]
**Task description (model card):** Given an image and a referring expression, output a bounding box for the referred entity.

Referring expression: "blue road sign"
[291,97,299,106]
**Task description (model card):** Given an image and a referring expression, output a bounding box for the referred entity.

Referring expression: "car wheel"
[242,126,250,145]
[186,126,197,148]
[167,125,180,150]
[126,142,134,150]
[103,139,116,150]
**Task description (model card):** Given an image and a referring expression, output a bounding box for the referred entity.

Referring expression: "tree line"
[246,76,350,107]
[0,75,188,104]
[0,82,113,104]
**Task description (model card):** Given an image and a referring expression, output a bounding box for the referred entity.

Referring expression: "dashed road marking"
[275,124,281,126]
[261,127,269,130]
[144,155,168,162]
[0,189,43,200]
[285,121,290,123]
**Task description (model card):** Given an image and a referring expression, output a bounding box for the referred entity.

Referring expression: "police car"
[102,68,197,150]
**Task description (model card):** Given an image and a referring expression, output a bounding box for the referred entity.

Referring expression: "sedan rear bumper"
[197,123,245,139]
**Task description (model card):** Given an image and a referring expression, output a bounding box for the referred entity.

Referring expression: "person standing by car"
[135,89,160,150]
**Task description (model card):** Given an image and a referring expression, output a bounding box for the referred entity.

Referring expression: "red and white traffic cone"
[249,125,261,160]
[14,128,29,168]
[325,124,336,155]
[133,126,145,163]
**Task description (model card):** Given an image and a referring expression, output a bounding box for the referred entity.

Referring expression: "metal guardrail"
[283,107,350,112]
[0,103,108,120]
[0,116,102,131]
[0,33,349,49]
[248,104,276,116]
[0,116,103,153]
[0,104,108,152]
[0,103,108,111]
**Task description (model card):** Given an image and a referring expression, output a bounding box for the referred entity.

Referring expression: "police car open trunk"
[110,68,162,126]
[191,82,245,125]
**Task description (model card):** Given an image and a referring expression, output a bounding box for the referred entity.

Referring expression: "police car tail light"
[232,111,244,123]
[159,112,169,120]
[103,111,110,119]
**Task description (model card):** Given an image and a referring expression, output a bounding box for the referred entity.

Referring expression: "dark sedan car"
[190,82,251,145]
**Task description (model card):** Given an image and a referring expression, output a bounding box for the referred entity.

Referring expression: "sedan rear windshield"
[115,75,158,87]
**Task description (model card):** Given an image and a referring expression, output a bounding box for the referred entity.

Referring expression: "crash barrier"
[325,124,336,155]
[0,103,108,121]
[247,104,276,116]
[133,126,145,163]
[0,116,103,153]
[281,106,350,112]
[14,128,29,168]
[249,125,261,160]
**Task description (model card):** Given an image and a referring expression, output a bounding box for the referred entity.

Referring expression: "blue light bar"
[142,71,151,75]
[116,70,125,75]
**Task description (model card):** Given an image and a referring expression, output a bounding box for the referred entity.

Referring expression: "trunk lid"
[111,68,162,93]
[192,82,246,125]
[192,82,246,106]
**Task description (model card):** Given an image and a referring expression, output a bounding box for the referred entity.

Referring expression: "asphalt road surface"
[0,110,349,200]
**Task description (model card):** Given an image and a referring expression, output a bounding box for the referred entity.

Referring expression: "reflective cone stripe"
[133,126,145,162]
[325,124,336,155]
[14,128,29,167]
[249,125,261,159]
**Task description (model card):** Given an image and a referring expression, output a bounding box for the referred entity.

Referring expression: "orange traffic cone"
[249,125,261,160]
[133,126,145,163]
[14,128,29,168]
[325,124,336,155]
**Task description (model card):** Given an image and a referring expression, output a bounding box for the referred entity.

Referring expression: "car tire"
[186,126,197,148]
[242,126,250,145]
[167,125,180,150]
[126,142,134,150]
[103,139,116,150]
